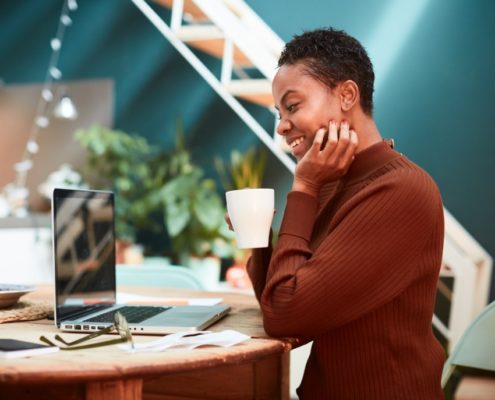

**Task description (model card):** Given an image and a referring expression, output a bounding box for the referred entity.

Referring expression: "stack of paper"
[120,330,250,353]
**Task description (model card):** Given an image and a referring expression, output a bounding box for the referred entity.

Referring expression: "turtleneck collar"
[343,139,400,185]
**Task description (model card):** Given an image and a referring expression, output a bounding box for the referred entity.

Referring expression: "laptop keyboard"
[83,306,171,324]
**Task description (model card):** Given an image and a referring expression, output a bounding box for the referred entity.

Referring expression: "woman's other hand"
[225,210,276,232]
[225,212,234,231]
[292,121,358,197]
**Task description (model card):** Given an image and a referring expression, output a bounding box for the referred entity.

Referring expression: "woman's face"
[273,63,343,160]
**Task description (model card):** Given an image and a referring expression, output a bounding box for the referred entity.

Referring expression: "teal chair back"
[116,264,205,290]
[442,301,495,388]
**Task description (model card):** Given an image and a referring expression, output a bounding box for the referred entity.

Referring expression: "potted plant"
[156,130,235,289]
[214,146,267,192]
[74,125,161,263]
[214,146,268,288]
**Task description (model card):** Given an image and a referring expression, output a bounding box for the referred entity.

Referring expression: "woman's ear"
[340,80,359,111]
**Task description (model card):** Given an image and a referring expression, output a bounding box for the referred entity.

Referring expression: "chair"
[441,301,495,388]
[116,263,205,290]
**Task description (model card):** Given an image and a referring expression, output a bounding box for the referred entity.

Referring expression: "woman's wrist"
[292,178,320,198]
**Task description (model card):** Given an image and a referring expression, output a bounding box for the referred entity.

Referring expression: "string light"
[49,66,62,79]
[50,38,62,51]
[42,89,54,101]
[3,0,78,217]
[68,0,78,11]
[61,15,72,26]
[27,141,39,154]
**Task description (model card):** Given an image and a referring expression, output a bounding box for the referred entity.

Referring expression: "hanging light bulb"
[53,95,78,120]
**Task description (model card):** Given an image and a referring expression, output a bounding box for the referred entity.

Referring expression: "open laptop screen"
[53,189,116,319]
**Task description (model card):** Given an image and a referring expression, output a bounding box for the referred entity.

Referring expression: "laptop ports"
[83,325,90,330]
[74,325,81,330]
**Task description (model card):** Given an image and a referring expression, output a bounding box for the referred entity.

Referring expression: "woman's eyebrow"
[274,89,295,110]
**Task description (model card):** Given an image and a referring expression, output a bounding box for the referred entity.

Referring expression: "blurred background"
[1,1,494,398]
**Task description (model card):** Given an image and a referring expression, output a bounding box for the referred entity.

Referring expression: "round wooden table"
[0,286,296,400]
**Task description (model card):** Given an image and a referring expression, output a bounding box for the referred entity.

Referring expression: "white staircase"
[438,210,493,349]
[131,0,293,171]
[131,0,492,351]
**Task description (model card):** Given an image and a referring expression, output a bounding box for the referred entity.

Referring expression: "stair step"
[175,25,252,66]
[175,24,224,41]
[154,0,209,21]
[226,79,273,107]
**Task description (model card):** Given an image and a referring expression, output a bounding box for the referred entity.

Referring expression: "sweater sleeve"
[246,239,273,303]
[260,170,442,337]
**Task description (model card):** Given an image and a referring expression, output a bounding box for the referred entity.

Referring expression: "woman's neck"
[350,114,382,153]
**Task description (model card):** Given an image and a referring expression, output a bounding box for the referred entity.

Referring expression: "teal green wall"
[1,1,494,299]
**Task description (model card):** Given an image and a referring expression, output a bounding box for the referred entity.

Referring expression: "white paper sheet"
[116,292,223,306]
[119,330,250,353]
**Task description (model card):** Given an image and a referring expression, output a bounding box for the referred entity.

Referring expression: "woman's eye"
[287,103,297,113]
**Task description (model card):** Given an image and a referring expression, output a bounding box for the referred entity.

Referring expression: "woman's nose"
[276,117,291,136]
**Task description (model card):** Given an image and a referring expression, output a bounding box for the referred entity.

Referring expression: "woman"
[245,28,445,399]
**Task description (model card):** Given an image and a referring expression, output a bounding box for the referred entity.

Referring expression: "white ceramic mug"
[226,188,274,249]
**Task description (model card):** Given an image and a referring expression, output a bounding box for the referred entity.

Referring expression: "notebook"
[52,188,230,334]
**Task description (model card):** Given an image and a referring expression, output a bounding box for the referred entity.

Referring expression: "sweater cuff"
[279,191,318,241]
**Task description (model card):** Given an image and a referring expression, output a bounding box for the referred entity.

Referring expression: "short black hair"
[278,28,375,115]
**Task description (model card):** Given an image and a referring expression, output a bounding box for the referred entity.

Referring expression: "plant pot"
[115,240,144,265]
[115,240,132,264]
[226,262,252,289]
[187,256,221,291]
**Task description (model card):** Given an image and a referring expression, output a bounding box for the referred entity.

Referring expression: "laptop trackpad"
[143,306,228,326]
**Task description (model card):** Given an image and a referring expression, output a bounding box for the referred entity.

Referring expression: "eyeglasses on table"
[40,311,134,350]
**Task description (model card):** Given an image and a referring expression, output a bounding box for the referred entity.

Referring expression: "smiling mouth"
[289,137,305,149]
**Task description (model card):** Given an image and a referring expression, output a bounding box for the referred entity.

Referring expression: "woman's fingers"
[309,128,327,156]
[299,121,357,172]
[327,121,339,152]
[320,121,353,162]
[338,129,358,170]
[334,121,350,158]
[225,212,234,231]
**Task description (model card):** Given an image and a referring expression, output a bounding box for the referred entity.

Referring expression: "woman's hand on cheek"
[292,121,358,197]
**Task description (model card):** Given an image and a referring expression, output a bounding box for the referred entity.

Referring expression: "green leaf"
[164,195,191,237]
[193,185,223,231]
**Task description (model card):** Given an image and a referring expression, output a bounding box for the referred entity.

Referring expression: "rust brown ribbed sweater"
[247,141,445,399]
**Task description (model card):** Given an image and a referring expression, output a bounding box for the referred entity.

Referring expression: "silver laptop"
[52,188,230,334]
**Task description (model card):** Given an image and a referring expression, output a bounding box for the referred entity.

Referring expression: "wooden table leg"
[86,379,143,400]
